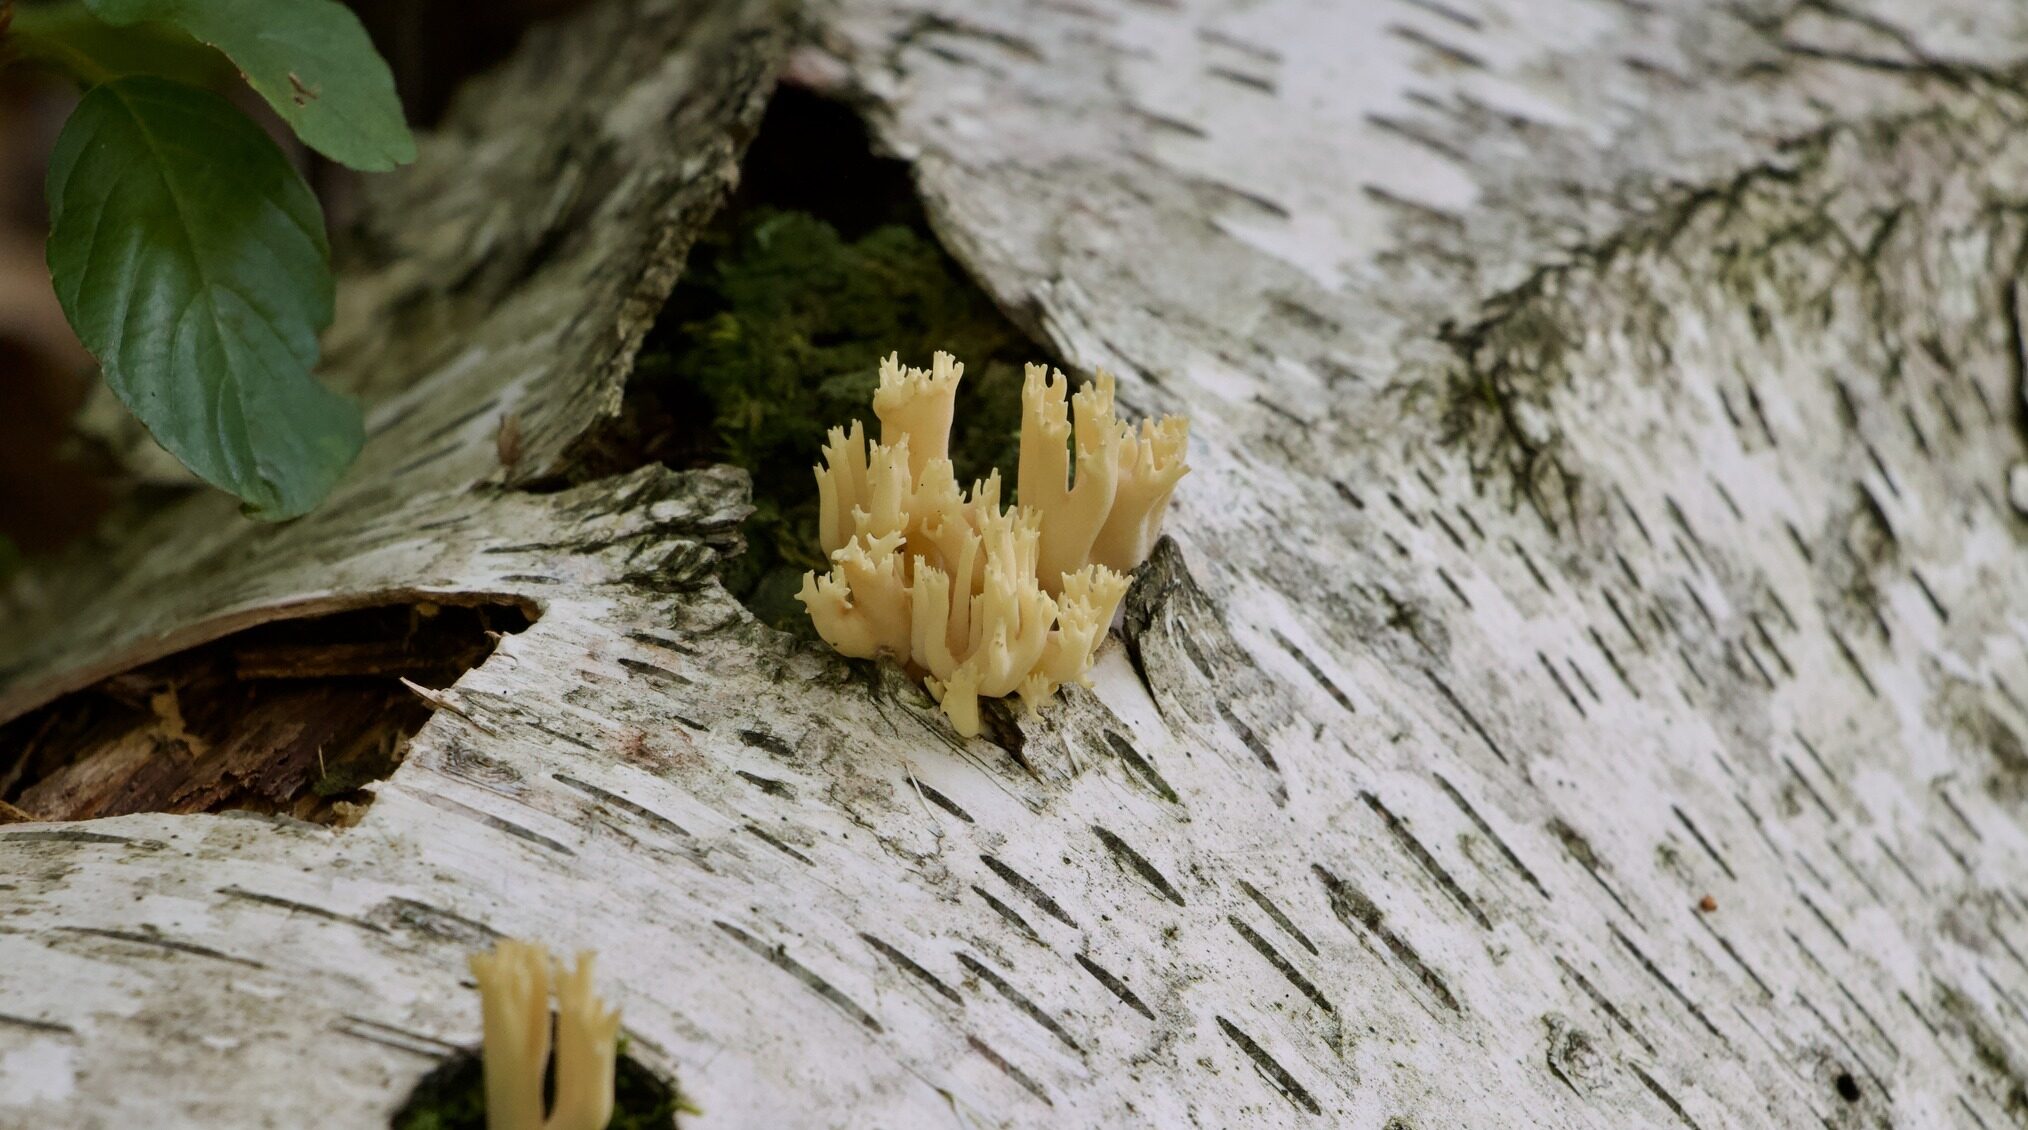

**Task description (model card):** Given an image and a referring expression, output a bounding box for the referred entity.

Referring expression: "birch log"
[7,0,2028,1126]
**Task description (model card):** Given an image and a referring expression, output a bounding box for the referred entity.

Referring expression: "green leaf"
[9,1,236,88]
[83,0,415,171]
[47,76,362,520]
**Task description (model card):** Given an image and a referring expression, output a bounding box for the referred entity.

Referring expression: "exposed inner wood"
[0,602,532,823]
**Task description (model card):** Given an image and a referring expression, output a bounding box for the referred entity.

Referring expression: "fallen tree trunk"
[7,0,2028,1125]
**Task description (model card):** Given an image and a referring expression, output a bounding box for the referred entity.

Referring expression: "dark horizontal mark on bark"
[1204,65,1277,94]
[1395,0,1482,30]
[1538,652,1586,717]
[1610,925,1725,1045]
[418,792,575,856]
[1270,630,1356,715]
[1749,615,1794,678]
[552,773,692,838]
[57,927,264,969]
[1549,817,1637,925]
[1387,491,1421,527]
[966,1035,1051,1104]
[1631,1062,1703,1130]
[1196,24,1281,61]
[737,729,798,760]
[332,1014,460,1060]
[0,1011,74,1036]
[1783,757,1836,823]
[716,921,881,1033]
[1938,788,1982,843]
[1217,704,1281,776]
[368,897,499,947]
[736,770,793,798]
[391,443,461,477]
[217,885,389,934]
[1313,864,1459,1013]
[1796,992,1887,1097]
[1909,568,1949,622]
[1987,918,2028,979]
[1103,731,1180,804]
[1130,105,1208,138]
[860,933,961,1005]
[909,777,974,823]
[495,574,562,585]
[419,398,500,444]
[972,885,1042,943]
[1433,774,1548,900]
[1689,910,1772,1000]
[1436,567,1473,610]
[1679,579,1715,632]
[1587,627,1637,697]
[743,823,813,865]
[1075,953,1153,1020]
[1796,891,1848,950]
[1421,670,1508,763]
[0,829,160,848]
[1385,22,1483,68]
[1898,988,1941,1043]
[1958,1094,1996,1130]
[1825,841,1883,906]
[1217,1016,1322,1115]
[1738,638,1775,689]
[523,719,599,752]
[1709,477,1742,522]
[1876,835,1925,895]
[1361,790,1490,930]
[1229,915,1334,1014]
[624,629,700,655]
[1928,828,1971,875]
[1092,826,1186,906]
[1238,879,1318,955]
[981,854,1079,928]
[1554,954,1655,1056]
[1252,395,1310,428]
[1670,805,1736,882]
[617,657,692,686]
[1828,630,1879,697]
[1841,977,1898,1054]
[1366,111,1472,166]
[956,953,1082,1054]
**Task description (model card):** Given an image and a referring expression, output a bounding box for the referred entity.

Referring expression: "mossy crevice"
[392,1044,690,1130]
[569,88,1043,632]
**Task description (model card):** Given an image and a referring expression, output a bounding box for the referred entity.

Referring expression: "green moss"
[635,208,1029,631]
[391,1048,692,1130]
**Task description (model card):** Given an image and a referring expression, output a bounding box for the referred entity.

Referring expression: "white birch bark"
[7,0,2028,1126]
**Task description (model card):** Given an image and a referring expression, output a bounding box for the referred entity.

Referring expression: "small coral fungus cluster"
[798,352,1188,736]
[468,940,621,1130]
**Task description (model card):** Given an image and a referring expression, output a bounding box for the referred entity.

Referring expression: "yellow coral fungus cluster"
[468,940,620,1130]
[799,351,1189,736]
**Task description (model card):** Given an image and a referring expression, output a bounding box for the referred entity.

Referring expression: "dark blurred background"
[0,0,592,562]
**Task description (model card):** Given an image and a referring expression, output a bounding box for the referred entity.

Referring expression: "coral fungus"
[799,352,1188,735]
[467,940,620,1130]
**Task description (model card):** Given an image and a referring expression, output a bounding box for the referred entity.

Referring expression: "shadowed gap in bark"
[392,1042,689,1129]
[565,84,1056,632]
[0,600,534,825]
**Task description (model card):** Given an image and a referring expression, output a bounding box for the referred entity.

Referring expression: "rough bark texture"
[8,0,2028,1126]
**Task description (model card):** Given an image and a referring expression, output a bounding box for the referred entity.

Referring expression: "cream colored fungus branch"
[800,351,1188,736]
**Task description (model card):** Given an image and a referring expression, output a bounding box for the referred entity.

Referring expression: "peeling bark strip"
[10,0,2028,1126]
